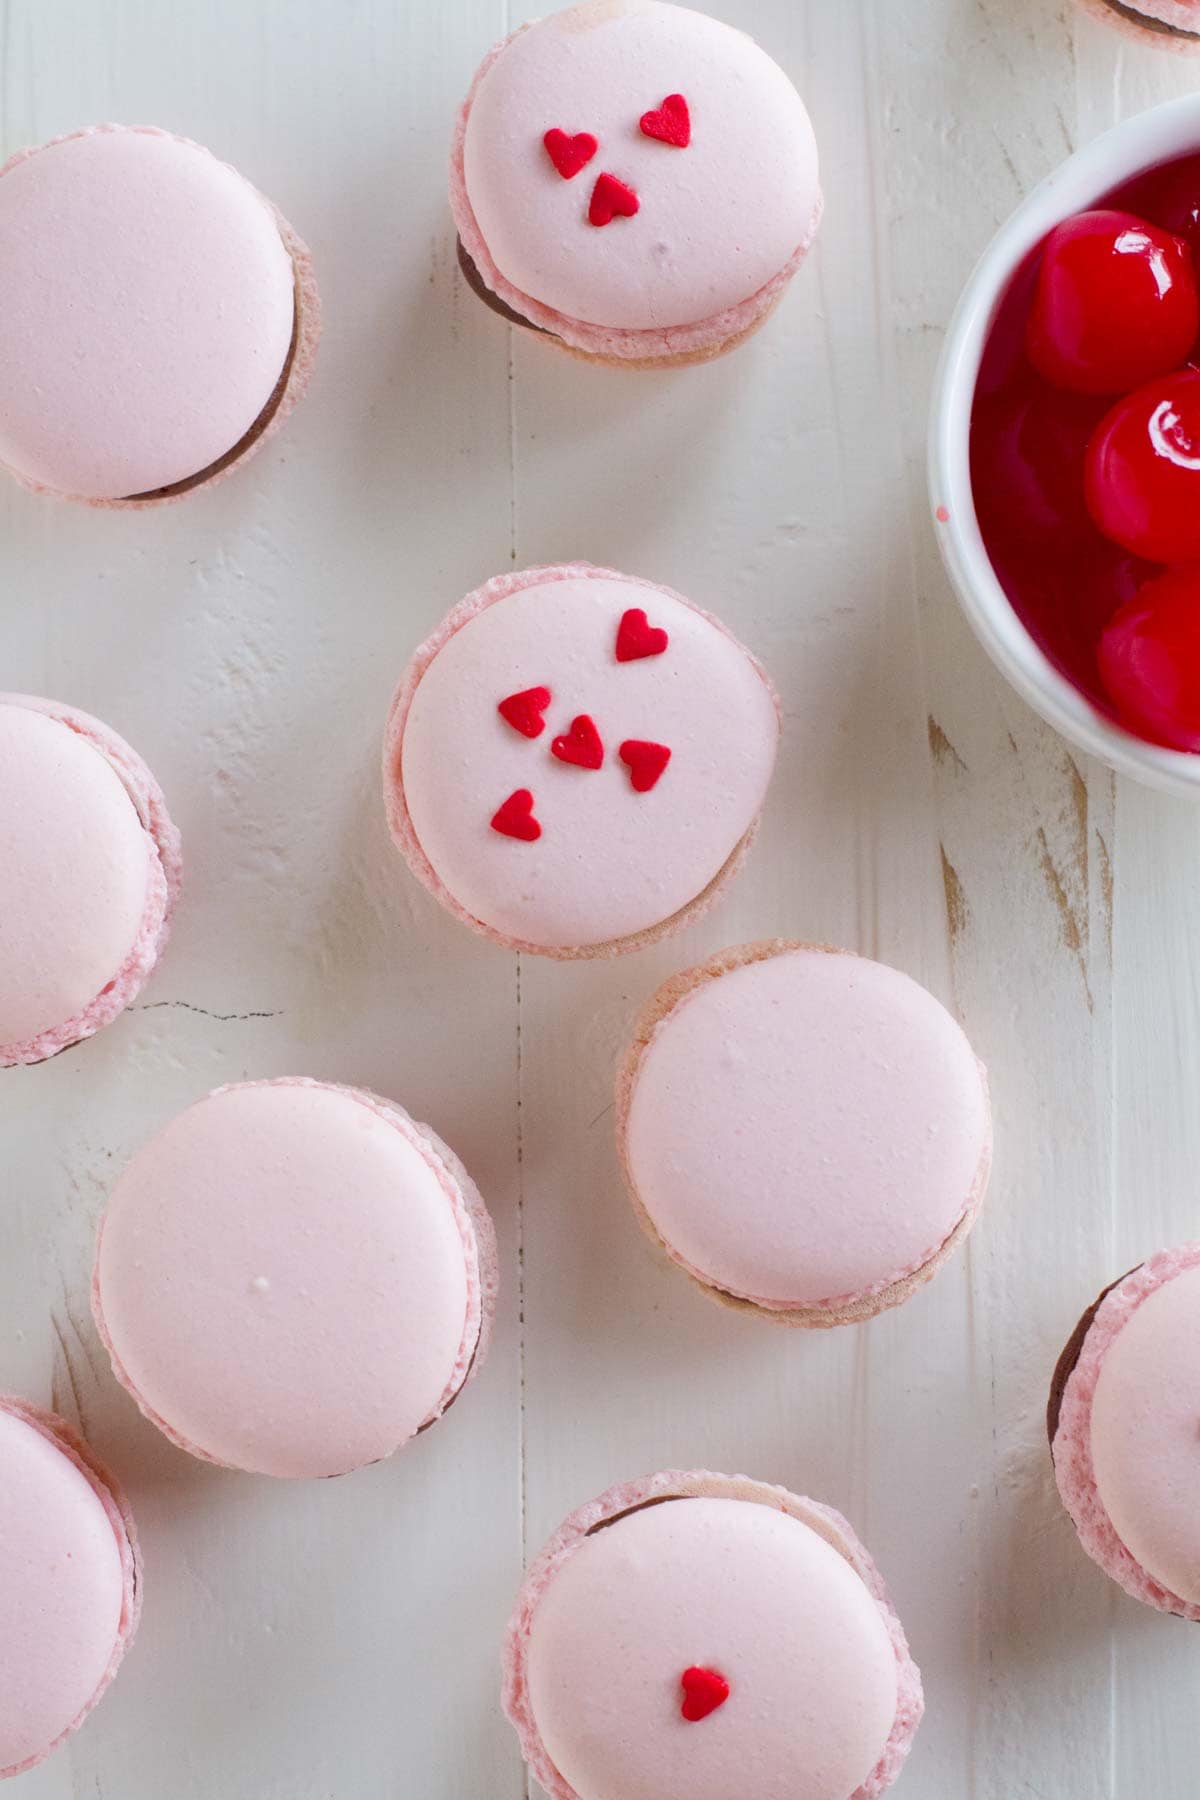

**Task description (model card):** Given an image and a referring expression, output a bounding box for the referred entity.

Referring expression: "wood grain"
[1,1,1198,1795]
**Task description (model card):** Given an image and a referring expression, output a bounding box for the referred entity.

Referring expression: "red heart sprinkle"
[543,128,598,181]
[490,789,541,842]
[680,1667,729,1723]
[619,739,670,792]
[498,686,551,738]
[589,171,640,228]
[551,714,604,770]
[615,608,669,662]
[640,93,691,148]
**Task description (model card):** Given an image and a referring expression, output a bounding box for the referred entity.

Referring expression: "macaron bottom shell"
[503,1470,923,1800]
[0,1397,141,1780]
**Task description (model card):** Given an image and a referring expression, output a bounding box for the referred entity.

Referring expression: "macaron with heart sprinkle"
[503,1469,924,1800]
[616,941,992,1324]
[93,1078,497,1478]
[1049,1245,1200,1616]
[0,1397,141,1779]
[0,124,319,503]
[0,694,181,1067]
[383,563,779,958]
[451,0,822,366]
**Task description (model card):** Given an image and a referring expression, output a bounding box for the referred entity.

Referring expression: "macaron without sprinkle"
[384,564,779,958]
[451,0,822,366]
[0,695,181,1067]
[93,1079,497,1479]
[0,124,319,503]
[504,1470,923,1800]
[1050,1246,1200,1616]
[617,941,992,1325]
[0,1397,140,1780]
[1078,0,1200,44]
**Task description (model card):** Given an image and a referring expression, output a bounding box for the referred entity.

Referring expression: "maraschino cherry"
[1027,209,1199,395]
[1099,565,1200,751]
[1086,369,1200,563]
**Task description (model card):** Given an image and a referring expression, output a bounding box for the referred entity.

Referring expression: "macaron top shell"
[622,944,990,1309]
[0,1402,135,1778]
[0,696,175,1064]
[1089,1256,1200,1604]
[505,1471,921,1800]
[392,566,778,952]
[0,125,296,499]
[461,1,819,333]
[94,1080,484,1478]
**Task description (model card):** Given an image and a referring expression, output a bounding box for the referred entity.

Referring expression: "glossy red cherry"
[1085,369,1200,562]
[1026,209,1199,395]
[1099,566,1200,751]
[1116,151,1200,262]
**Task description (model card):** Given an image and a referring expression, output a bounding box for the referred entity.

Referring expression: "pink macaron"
[384,564,779,958]
[616,941,992,1325]
[1077,0,1200,45]
[504,1470,923,1800]
[0,124,319,504]
[92,1078,497,1479]
[0,1397,140,1780]
[451,0,822,367]
[0,694,181,1067]
[1050,1246,1200,1616]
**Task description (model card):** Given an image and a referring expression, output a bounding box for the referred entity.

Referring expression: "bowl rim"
[929,90,1200,795]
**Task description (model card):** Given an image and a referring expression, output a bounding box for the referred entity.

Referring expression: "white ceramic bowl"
[930,93,1200,795]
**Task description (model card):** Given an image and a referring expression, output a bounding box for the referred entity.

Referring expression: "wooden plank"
[516,8,973,1800]
[4,0,1200,1794]
[883,5,1200,1797]
[0,1,524,1796]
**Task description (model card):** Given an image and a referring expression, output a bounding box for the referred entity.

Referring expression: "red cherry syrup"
[970,151,1200,744]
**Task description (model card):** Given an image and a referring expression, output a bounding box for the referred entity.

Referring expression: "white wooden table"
[3,2,1199,1795]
